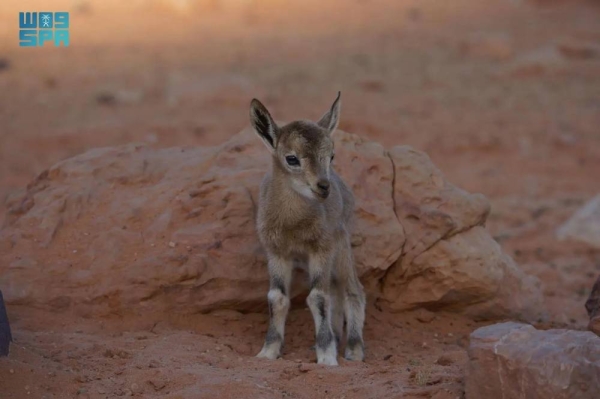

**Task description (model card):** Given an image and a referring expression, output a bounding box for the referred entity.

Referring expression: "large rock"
[466,322,600,399]
[557,194,600,249]
[0,128,543,320]
[380,147,543,321]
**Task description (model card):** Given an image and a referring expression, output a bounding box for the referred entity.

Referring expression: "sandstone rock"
[466,322,600,399]
[557,194,600,249]
[379,147,543,321]
[383,226,544,321]
[0,128,542,320]
[586,276,600,336]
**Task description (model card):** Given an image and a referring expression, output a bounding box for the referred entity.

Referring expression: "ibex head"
[249,92,341,200]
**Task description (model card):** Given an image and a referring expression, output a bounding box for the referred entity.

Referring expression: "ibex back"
[250,93,366,366]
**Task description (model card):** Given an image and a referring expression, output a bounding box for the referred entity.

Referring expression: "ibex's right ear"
[250,99,278,152]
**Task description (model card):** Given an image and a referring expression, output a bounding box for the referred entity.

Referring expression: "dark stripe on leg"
[309,274,321,291]
[347,332,363,350]
[271,275,286,296]
[265,324,282,345]
[317,325,334,350]
[316,295,326,321]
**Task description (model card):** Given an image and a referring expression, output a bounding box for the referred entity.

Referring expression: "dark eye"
[285,155,300,166]
[331,154,335,162]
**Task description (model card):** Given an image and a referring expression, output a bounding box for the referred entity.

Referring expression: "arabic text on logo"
[19,12,70,47]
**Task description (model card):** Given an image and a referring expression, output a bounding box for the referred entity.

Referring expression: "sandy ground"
[1,0,600,397]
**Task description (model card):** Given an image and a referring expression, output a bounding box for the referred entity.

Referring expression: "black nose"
[316,180,330,197]
[317,180,330,191]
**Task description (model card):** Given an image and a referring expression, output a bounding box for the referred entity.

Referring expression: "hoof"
[317,355,338,366]
[344,346,365,362]
[256,347,279,360]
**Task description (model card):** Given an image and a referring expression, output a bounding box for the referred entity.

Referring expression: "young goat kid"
[250,93,366,366]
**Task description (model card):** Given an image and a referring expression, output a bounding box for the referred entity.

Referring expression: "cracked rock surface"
[0,128,544,320]
[466,322,600,399]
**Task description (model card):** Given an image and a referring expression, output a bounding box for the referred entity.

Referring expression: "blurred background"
[0,0,599,324]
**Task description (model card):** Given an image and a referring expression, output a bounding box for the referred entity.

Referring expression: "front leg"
[257,255,293,360]
[306,252,338,366]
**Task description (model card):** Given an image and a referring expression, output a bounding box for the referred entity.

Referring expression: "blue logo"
[19,12,70,47]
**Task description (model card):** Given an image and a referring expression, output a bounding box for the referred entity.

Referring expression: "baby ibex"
[250,93,366,366]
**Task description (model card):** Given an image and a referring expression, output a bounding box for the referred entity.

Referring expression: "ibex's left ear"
[317,91,341,134]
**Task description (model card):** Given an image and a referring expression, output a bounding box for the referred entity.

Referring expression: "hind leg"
[337,235,366,361]
[344,282,365,361]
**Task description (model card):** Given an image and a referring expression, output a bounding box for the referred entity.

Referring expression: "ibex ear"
[317,91,341,134]
[250,99,278,152]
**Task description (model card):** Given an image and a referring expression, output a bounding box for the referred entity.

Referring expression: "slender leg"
[306,252,338,366]
[344,282,365,361]
[330,275,345,347]
[257,256,293,360]
[336,234,366,361]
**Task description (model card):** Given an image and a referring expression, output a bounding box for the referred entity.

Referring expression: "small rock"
[556,39,600,60]
[383,354,392,361]
[414,308,436,323]
[148,379,166,391]
[298,363,311,373]
[435,354,454,366]
[9,369,14,374]
[557,194,600,249]
[168,241,176,248]
[130,383,140,394]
